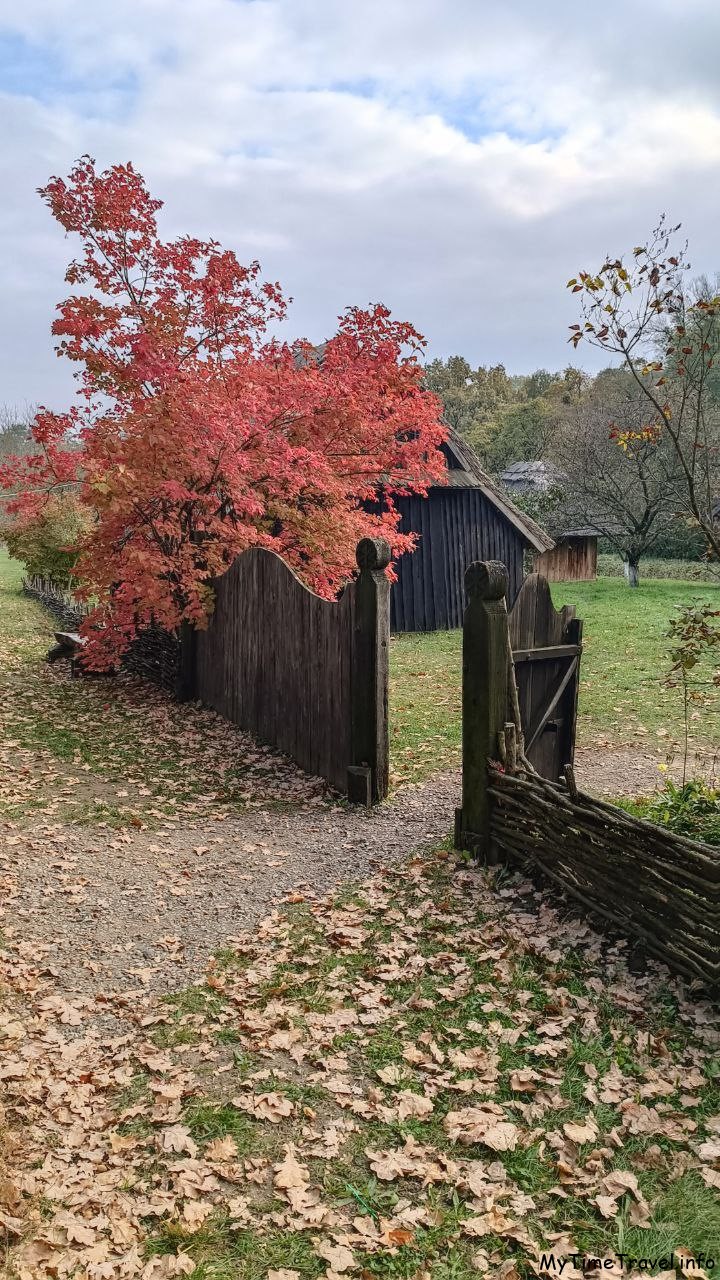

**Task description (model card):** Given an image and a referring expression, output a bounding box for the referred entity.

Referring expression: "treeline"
[423,359,715,570]
[423,358,585,473]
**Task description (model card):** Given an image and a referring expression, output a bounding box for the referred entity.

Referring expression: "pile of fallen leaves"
[1,852,719,1279]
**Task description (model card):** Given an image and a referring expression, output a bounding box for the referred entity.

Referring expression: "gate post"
[349,537,391,805]
[454,560,510,862]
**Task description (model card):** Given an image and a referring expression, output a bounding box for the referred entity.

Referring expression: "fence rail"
[454,559,720,994]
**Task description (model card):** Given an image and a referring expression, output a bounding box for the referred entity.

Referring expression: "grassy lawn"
[7,847,719,1278]
[390,576,720,787]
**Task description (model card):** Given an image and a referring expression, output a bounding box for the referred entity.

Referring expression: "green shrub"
[4,494,93,586]
[623,779,720,846]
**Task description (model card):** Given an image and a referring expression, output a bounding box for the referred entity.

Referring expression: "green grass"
[390,574,720,784]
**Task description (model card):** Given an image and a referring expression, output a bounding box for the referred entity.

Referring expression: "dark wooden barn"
[389,431,554,631]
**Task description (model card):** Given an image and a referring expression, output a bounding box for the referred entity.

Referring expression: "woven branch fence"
[455,559,720,993]
[22,576,180,692]
[489,756,719,988]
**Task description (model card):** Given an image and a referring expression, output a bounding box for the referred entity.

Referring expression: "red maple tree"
[1,158,447,666]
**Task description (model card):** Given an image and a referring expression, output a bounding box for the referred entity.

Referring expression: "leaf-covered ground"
[2,554,719,1278]
[2,850,719,1280]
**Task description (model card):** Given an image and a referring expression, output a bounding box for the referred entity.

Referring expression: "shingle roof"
[439,431,554,554]
[500,460,564,490]
[500,458,624,540]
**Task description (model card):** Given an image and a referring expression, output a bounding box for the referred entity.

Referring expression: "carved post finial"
[356,537,391,573]
[465,560,508,601]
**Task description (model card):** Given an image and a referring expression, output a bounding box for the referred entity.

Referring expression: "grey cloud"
[0,0,718,406]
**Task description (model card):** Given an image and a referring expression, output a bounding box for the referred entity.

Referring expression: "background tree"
[553,368,683,586]
[568,218,720,563]
[0,157,447,667]
[482,396,557,472]
[423,358,515,454]
[4,493,93,586]
[0,404,39,462]
[425,360,588,474]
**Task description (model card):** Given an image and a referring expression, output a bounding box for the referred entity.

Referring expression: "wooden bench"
[47,631,87,677]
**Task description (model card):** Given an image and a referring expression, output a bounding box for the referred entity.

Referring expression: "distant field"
[0,546,17,584]
[390,574,720,786]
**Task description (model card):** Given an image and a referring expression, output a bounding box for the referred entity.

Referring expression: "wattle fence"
[454,560,720,993]
[22,577,180,690]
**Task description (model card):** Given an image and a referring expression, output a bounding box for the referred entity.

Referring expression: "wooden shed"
[500,461,599,583]
[388,431,554,631]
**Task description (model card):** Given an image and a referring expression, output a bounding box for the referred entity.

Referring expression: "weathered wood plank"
[455,560,510,862]
[193,541,389,802]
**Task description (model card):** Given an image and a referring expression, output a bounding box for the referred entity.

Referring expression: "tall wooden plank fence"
[181,538,390,804]
[455,560,720,992]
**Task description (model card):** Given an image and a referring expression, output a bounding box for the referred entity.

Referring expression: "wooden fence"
[454,560,720,992]
[183,538,390,804]
[509,573,582,781]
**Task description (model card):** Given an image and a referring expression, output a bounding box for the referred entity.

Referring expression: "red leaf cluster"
[2,158,447,665]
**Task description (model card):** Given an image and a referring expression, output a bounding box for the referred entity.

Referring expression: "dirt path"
[575,741,718,795]
[1,772,460,998]
[3,741,716,1006]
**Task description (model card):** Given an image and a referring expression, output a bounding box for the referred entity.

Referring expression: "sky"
[1,0,719,409]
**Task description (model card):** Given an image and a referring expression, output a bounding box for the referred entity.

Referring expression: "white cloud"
[0,0,719,405]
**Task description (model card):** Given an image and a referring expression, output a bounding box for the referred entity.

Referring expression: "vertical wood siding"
[193,544,389,799]
[195,549,353,793]
[390,489,525,631]
[534,536,597,582]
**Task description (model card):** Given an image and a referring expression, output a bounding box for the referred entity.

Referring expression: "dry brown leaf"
[443,1106,519,1151]
[274,1145,310,1191]
[562,1117,597,1144]
[509,1068,540,1093]
[204,1135,238,1162]
[462,1206,516,1237]
[181,1199,214,1228]
[601,1169,639,1197]
[314,1240,356,1272]
[396,1090,433,1121]
[594,1194,619,1219]
[161,1124,198,1157]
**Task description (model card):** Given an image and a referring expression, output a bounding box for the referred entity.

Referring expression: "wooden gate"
[455,560,582,856]
[180,538,390,804]
[509,573,582,782]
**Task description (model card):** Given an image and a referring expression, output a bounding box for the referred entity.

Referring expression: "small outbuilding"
[500,460,599,583]
[388,431,554,631]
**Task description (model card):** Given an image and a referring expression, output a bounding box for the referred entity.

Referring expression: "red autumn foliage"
[1,157,447,667]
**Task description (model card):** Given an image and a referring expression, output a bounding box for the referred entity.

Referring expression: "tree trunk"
[623,557,640,588]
